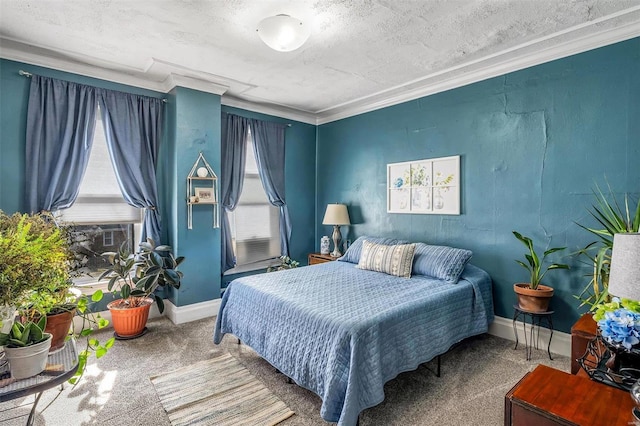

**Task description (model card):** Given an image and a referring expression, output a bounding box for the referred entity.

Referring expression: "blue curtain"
[220,113,249,272]
[98,91,163,244]
[25,75,98,213]
[248,119,291,257]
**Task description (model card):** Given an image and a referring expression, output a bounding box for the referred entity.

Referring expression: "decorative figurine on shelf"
[196,167,208,177]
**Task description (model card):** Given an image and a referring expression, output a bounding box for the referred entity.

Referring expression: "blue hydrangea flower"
[598,308,640,350]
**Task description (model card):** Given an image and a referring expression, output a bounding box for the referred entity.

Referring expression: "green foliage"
[67,289,114,385]
[593,297,640,322]
[0,317,49,347]
[512,231,569,290]
[0,211,113,385]
[267,256,300,272]
[0,211,72,307]
[575,184,640,310]
[100,238,184,312]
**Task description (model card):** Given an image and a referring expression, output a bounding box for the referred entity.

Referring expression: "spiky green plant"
[0,316,49,348]
[575,184,640,310]
[512,231,569,289]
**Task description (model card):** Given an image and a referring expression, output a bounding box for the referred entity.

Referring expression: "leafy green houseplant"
[0,211,69,331]
[0,316,52,379]
[101,238,184,338]
[575,185,640,311]
[0,210,75,350]
[512,231,569,312]
[0,211,112,384]
[267,256,300,272]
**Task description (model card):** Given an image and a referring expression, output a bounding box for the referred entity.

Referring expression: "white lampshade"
[608,233,640,301]
[256,14,311,52]
[322,204,350,226]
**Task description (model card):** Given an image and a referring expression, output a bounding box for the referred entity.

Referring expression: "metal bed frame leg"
[436,354,441,378]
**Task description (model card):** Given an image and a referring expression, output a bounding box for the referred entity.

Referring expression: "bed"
[214,239,494,426]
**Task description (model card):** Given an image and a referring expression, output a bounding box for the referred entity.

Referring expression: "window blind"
[58,109,141,225]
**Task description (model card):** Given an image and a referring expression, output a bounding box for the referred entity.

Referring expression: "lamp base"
[330,225,342,257]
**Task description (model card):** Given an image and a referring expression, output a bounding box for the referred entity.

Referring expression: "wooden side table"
[308,253,338,265]
[571,313,597,375]
[505,364,635,426]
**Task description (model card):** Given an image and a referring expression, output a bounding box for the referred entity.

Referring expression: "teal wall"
[166,86,222,305]
[317,38,640,333]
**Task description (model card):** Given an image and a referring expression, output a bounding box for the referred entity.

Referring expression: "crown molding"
[0,39,230,96]
[222,95,317,125]
[162,74,228,96]
[315,11,640,124]
[0,39,165,93]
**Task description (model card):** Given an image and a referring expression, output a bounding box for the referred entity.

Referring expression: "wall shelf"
[187,152,219,229]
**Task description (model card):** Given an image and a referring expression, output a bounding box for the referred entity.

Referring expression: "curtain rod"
[18,70,168,103]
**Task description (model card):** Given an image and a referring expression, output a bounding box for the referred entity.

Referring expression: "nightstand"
[308,253,338,265]
[505,364,635,425]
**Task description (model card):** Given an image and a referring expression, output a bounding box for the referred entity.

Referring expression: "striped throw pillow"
[357,240,416,278]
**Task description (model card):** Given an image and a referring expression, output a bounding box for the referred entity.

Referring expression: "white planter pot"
[4,334,52,379]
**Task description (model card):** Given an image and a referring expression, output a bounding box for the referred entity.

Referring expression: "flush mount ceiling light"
[256,14,310,52]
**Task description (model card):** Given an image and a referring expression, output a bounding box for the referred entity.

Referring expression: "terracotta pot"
[107,297,153,338]
[45,309,75,352]
[514,283,554,312]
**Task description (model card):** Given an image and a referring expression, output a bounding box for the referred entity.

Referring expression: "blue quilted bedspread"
[214,261,493,426]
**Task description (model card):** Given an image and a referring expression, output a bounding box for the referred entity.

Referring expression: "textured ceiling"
[1,0,640,122]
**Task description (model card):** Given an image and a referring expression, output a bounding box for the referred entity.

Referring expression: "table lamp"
[322,204,350,257]
[607,233,640,421]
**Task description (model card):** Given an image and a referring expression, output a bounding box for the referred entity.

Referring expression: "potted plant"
[0,211,66,335]
[101,239,184,338]
[0,316,52,379]
[512,231,569,312]
[267,255,300,272]
[0,211,113,384]
[575,185,640,311]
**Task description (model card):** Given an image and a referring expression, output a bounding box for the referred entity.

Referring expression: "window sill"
[223,258,281,276]
[73,276,110,295]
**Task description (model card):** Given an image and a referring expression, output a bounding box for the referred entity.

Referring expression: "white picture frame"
[195,187,216,204]
[387,155,460,215]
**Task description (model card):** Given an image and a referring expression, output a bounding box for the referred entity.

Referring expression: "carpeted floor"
[0,316,569,425]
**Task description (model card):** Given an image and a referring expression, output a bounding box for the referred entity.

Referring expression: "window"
[103,231,114,246]
[228,130,281,268]
[58,106,142,285]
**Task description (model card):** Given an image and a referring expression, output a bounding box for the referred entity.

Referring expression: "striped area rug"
[150,353,295,426]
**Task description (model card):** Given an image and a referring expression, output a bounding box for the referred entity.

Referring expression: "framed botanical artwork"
[387,155,460,215]
[195,187,216,204]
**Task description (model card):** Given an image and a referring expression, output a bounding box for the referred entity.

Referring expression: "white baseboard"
[163,298,220,325]
[72,299,218,331]
[488,315,571,358]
